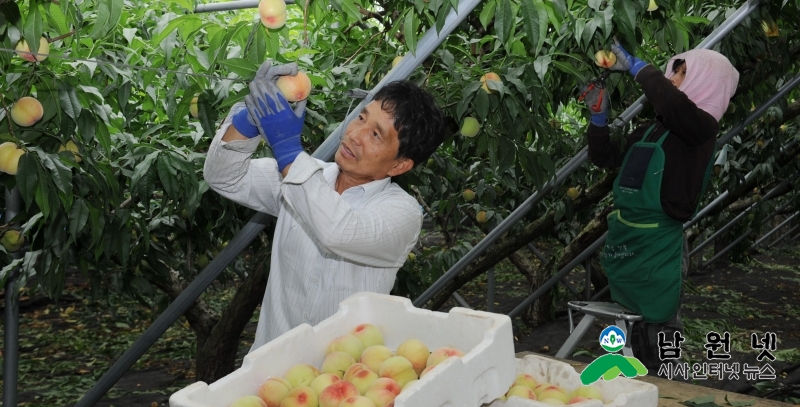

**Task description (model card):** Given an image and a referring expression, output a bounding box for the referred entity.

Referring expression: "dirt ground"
[1,240,799,406]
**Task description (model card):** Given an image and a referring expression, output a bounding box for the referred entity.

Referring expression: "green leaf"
[340,0,362,22]
[152,15,200,45]
[197,93,219,138]
[169,0,194,11]
[248,22,268,64]
[58,82,82,120]
[131,151,159,192]
[210,21,249,67]
[89,0,110,39]
[16,153,39,211]
[435,0,449,33]
[404,11,418,55]
[581,17,599,48]
[601,4,614,39]
[157,154,180,198]
[474,90,490,122]
[89,207,103,250]
[682,16,710,25]
[37,152,73,197]
[219,58,259,79]
[617,0,637,31]
[479,0,496,30]
[520,0,548,56]
[46,2,70,35]
[497,137,516,174]
[94,116,112,155]
[0,2,22,28]
[69,199,89,238]
[496,0,514,45]
[34,165,51,220]
[22,3,43,54]
[552,60,585,82]
[533,54,551,83]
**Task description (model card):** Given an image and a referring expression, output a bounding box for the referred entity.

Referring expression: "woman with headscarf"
[581,40,739,366]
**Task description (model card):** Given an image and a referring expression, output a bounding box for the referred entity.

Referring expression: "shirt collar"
[322,165,392,200]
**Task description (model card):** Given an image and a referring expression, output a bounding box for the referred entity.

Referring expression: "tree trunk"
[151,251,270,383]
[195,267,267,382]
[526,205,613,325]
[424,169,617,311]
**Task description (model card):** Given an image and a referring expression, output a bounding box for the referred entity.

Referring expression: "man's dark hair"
[372,80,445,168]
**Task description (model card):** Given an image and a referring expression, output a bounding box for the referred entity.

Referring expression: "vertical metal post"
[4,187,22,407]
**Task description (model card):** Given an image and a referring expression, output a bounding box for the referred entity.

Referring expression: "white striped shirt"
[203,104,423,351]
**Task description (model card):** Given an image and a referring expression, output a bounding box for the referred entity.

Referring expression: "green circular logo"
[599,326,626,353]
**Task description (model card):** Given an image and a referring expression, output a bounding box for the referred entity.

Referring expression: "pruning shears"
[578,70,612,112]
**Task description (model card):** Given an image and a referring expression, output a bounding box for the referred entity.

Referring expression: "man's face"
[335,100,412,182]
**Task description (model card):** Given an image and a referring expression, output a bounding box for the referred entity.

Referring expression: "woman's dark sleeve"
[587,123,639,169]
[635,65,719,147]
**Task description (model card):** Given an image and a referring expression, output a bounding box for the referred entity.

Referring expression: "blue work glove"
[233,60,307,171]
[580,82,610,126]
[609,39,648,78]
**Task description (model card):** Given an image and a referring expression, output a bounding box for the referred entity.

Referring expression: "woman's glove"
[580,81,610,126]
[609,39,648,78]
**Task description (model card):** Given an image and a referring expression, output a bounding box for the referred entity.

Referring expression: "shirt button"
[303,313,308,318]
[313,277,318,282]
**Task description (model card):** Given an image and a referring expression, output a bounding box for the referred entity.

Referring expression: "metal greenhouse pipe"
[414,0,762,308]
[689,177,793,257]
[196,0,258,12]
[74,2,486,406]
[718,72,800,146]
[701,229,753,268]
[316,0,485,159]
[687,138,799,229]
[507,234,608,318]
[768,224,800,248]
[194,0,296,13]
[753,212,800,246]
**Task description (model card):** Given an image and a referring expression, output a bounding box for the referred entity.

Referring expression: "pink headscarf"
[665,49,739,122]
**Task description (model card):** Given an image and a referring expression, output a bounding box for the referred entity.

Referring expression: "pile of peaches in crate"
[229,323,466,407]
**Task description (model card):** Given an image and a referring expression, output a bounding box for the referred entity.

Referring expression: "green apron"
[601,125,713,323]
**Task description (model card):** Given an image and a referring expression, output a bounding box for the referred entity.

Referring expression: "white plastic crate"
[170,292,516,407]
[485,355,658,407]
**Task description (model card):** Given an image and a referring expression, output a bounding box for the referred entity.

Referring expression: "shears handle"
[578,70,612,102]
[590,88,605,113]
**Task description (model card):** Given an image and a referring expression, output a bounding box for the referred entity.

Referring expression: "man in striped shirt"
[204,61,445,351]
